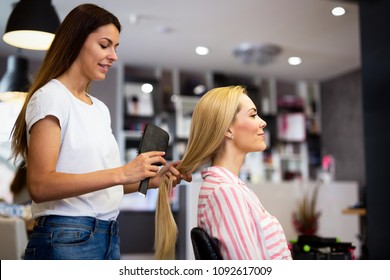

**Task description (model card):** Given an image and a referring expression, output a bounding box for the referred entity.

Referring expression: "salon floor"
[121,253,155,260]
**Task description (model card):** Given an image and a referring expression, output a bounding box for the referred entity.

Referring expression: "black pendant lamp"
[3,0,60,51]
[0,55,30,102]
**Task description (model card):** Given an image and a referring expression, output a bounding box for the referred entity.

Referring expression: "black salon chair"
[190,227,223,260]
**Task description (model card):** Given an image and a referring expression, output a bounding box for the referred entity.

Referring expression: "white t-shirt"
[26,79,123,220]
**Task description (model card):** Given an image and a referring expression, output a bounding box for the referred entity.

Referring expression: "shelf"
[279,154,303,161]
[342,208,367,216]
[116,67,321,183]
[174,95,200,138]
[123,130,142,139]
[263,163,275,170]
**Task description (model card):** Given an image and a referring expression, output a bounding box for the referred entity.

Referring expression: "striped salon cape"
[197,166,292,260]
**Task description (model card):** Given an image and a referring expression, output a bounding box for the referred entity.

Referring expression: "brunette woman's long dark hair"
[11,4,121,163]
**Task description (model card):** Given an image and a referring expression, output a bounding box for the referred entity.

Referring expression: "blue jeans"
[24,215,120,260]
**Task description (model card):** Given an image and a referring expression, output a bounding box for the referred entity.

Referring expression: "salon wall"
[320,70,365,192]
[90,64,122,136]
[360,0,390,260]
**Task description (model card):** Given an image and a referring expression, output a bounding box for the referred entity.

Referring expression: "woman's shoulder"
[26,80,71,127]
[87,95,110,121]
[89,95,109,111]
[32,79,70,103]
[201,167,244,196]
[201,166,242,187]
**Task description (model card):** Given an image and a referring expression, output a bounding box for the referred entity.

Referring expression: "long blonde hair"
[154,85,246,259]
[10,4,121,163]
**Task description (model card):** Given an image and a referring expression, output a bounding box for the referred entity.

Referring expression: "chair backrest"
[0,216,28,260]
[190,227,223,260]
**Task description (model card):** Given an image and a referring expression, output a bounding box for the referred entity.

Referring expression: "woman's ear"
[225,129,233,140]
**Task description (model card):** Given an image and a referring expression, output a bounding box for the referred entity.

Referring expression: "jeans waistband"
[35,215,119,235]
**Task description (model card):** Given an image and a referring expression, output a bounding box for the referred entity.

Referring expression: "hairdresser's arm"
[28,116,166,203]
[123,161,192,194]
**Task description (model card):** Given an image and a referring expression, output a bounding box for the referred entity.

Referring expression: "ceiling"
[0,0,360,82]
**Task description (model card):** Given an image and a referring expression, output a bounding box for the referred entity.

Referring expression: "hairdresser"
[10,4,190,260]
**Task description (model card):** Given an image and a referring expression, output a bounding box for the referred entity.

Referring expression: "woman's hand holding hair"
[149,160,192,189]
[121,151,166,185]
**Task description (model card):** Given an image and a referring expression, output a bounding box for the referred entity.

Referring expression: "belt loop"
[110,221,114,235]
[93,217,99,234]
[35,216,46,227]
[111,220,118,235]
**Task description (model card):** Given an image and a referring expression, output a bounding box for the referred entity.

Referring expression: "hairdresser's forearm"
[123,182,141,194]
[28,166,126,203]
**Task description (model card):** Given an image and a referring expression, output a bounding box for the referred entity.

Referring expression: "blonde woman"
[155,85,292,260]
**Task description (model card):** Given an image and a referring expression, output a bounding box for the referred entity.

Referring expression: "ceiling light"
[193,85,206,95]
[288,56,302,65]
[0,91,27,102]
[3,0,60,51]
[171,94,179,103]
[332,7,346,16]
[233,43,282,66]
[0,55,30,102]
[195,46,209,56]
[141,83,153,94]
[0,55,30,92]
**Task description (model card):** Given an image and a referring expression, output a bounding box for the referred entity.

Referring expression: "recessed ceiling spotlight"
[332,7,346,16]
[288,56,302,66]
[141,83,153,94]
[195,46,209,56]
[193,84,206,95]
[171,94,179,103]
